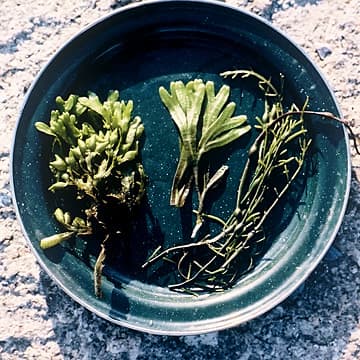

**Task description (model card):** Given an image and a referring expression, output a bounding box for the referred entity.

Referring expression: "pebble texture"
[1,0,360,359]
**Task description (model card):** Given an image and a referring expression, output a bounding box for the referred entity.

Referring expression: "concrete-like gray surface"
[1,0,360,358]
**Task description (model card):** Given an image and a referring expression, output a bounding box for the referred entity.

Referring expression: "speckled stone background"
[1,0,360,359]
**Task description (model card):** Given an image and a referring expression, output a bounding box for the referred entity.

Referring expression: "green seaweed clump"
[35,90,146,297]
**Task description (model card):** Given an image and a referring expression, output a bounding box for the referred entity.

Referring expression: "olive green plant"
[158,79,251,208]
[144,72,315,292]
[35,90,146,297]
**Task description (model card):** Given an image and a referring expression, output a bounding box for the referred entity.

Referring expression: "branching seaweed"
[35,91,146,297]
[158,79,251,208]
[144,70,352,293]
